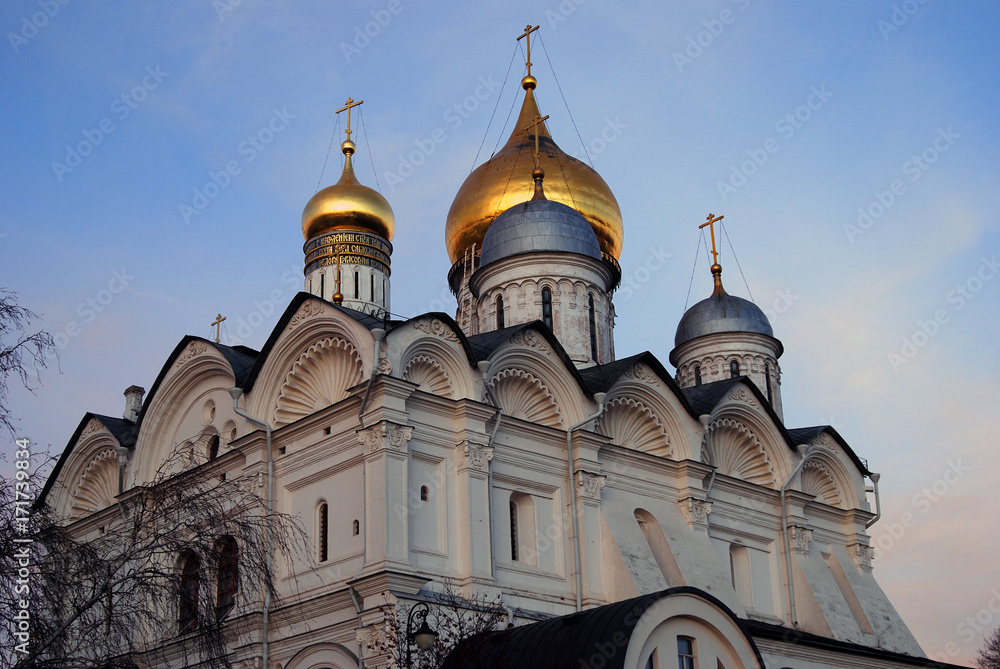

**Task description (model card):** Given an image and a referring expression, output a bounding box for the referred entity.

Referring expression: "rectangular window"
[677,637,695,669]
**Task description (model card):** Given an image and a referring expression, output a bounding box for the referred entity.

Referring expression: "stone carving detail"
[508,328,551,354]
[576,470,606,500]
[461,441,494,472]
[728,386,760,409]
[801,461,842,508]
[359,421,413,455]
[790,525,813,554]
[403,355,452,397]
[356,625,386,652]
[239,659,261,669]
[705,418,775,487]
[274,337,364,427]
[412,318,459,342]
[175,341,208,367]
[678,497,713,529]
[288,300,326,329]
[70,448,120,517]
[80,417,104,439]
[377,357,392,374]
[489,369,561,428]
[238,471,265,493]
[596,397,671,457]
[850,543,875,572]
[624,363,659,385]
[812,432,839,452]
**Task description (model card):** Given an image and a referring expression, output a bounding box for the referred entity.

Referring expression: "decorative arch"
[801,461,842,508]
[705,419,775,487]
[284,642,360,669]
[403,355,453,397]
[601,366,695,461]
[489,368,561,428]
[69,447,119,517]
[597,397,670,457]
[273,337,364,427]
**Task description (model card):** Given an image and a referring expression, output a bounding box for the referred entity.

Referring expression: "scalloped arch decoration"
[274,337,364,427]
[597,397,671,457]
[70,448,119,517]
[706,418,775,487]
[403,355,453,398]
[490,368,562,428]
[801,461,842,508]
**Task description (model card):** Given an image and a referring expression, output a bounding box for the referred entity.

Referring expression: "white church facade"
[41,31,964,669]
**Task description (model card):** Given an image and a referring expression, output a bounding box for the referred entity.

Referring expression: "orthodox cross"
[335,97,363,141]
[699,213,724,266]
[522,113,550,166]
[517,24,540,76]
[210,313,227,343]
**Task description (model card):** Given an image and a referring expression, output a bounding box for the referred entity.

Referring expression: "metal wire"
[315,115,341,192]
[684,230,706,311]
[538,32,592,168]
[358,108,382,193]
[472,42,520,172]
[721,222,754,302]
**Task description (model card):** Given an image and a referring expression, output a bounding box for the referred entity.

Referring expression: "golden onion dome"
[302,140,395,242]
[445,77,623,263]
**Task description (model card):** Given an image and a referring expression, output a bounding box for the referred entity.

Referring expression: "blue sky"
[2,1,998,663]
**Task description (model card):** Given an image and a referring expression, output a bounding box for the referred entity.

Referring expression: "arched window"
[353,519,360,536]
[178,553,200,633]
[420,485,429,502]
[496,295,505,329]
[765,363,773,404]
[318,503,329,563]
[319,274,325,300]
[208,435,220,461]
[588,294,598,361]
[730,360,740,378]
[509,492,537,564]
[354,271,360,299]
[509,498,519,561]
[729,544,753,608]
[370,274,375,301]
[694,365,702,386]
[541,287,553,330]
[216,537,238,620]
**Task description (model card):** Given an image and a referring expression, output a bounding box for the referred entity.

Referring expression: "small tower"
[301,98,394,317]
[670,214,784,419]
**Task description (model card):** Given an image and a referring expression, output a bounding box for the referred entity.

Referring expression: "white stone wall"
[306,261,390,317]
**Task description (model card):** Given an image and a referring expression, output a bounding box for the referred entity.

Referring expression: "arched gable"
[132,340,241,484]
[48,420,123,520]
[389,315,478,401]
[246,297,376,426]
[483,325,590,428]
[707,383,794,486]
[284,642,360,669]
[801,432,868,510]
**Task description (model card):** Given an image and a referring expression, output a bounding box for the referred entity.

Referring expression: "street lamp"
[405,602,438,667]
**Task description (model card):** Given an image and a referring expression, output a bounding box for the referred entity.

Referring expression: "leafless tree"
[360,584,509,669]
[979,625,1000,669]
[0,288,57,439]
[0,446,308,669]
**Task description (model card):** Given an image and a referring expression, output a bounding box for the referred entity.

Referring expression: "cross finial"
[335,97,364,142]
[517,24,540,77]
[210,313,227,344]
[521,113,550,167]
[699,213,724,266]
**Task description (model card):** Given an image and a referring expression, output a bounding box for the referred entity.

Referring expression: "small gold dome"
[445,83,623,263]
[302,142,395,242]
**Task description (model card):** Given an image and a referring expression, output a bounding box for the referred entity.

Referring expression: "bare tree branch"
[0,288,57,439]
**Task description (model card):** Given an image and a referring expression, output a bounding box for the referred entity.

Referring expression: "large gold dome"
[445,80,623,264]
[302,141,395,242]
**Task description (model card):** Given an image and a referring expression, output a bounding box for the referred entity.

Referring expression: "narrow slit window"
[496,295,505,329]
[765,363,773,404]
[319,273,325,300]
[730,360,740,378]
[354,272,360,299]
[694,364,702,386]
[353,519,360,536]
[420,485,429,502]
[541,287,553,330]
[216,537,238,620]
[588,294,598,361]
[677,637,695,669]
[208,435,220,461]
[509,499,519,562]
[318,503,328,562]
[178,553,200,633]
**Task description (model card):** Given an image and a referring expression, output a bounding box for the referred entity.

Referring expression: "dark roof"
[787,425,872,476]
[479,198,601,267]
[442,587,762,669]
[680,376,742,416]
[671,291,782,363]
[577,352,699,419]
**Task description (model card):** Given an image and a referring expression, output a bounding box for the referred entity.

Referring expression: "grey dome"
[674,293,774,349]
[479,199,602,267]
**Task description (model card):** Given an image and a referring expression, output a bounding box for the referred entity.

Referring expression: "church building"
[41,27,965,669]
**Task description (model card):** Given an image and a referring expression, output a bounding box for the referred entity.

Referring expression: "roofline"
[36,412,128,510]
[396,312,479,366]
[794,424,873,477]
[668,330,784,367]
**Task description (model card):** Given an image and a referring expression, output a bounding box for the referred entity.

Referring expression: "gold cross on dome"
[210,313,227,343]
[699,213,724,265]
[336,97,364,141]
[521,113,550,166]
[517,24,540,76]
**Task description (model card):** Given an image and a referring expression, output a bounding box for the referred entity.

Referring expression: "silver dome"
[479,199,602,267]
[674,293,774,349]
